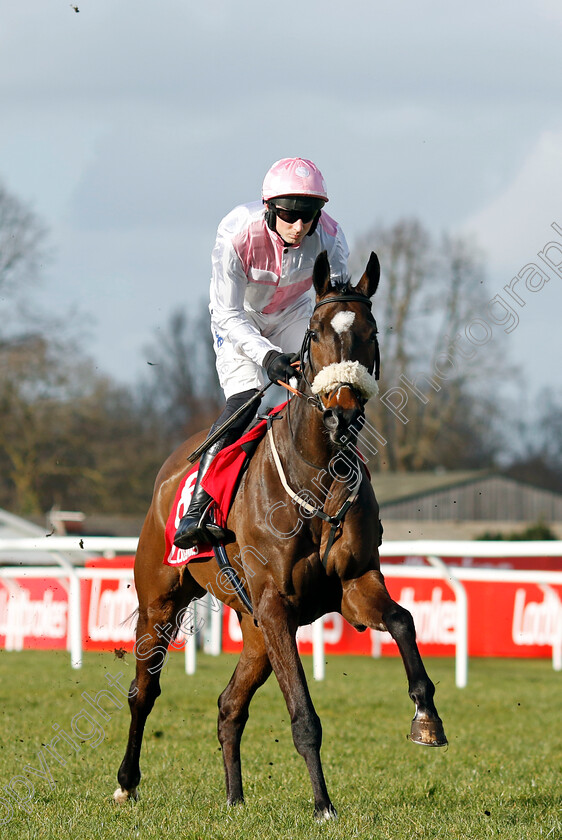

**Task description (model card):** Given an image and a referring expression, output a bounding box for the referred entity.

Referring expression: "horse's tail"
[121,607,139,632]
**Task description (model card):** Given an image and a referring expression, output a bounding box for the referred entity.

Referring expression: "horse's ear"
[355,252,380,298]
[312,251,331,297]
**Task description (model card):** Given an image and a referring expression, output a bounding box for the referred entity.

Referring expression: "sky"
[1,0,561,410]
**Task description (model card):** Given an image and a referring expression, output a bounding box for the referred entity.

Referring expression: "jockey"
[174,157,349,549]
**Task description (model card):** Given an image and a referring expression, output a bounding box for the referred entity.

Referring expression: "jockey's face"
[275,214,314,246]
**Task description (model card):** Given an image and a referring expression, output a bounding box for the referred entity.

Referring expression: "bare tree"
[0,179,211,516]
[351,219,510,472]
[140,304,223,446]
[0,180,47,304]
[506,388,562,493]
[0,333,79,513]
[0,332,169,515]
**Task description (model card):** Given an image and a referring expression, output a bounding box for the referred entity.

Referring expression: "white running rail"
[1,538,561,684]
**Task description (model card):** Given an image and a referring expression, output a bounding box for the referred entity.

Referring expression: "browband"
[313,294,372,312]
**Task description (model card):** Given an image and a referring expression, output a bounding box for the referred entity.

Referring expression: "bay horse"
[114,251,447,820]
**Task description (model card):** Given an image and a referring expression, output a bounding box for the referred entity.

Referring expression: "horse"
[114,250,447,820]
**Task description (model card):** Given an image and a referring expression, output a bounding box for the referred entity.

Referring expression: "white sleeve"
[209,212,281,366]
[324,224,350,284]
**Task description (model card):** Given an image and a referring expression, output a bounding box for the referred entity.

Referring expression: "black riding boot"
[173,437,235,549]
[173,389,260,550]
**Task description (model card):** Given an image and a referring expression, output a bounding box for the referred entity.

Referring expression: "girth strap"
[267,426,362,567]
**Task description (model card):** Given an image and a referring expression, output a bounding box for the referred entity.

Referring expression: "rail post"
[312,617,325,680]
[67,568,83,669]
[185,601,197,675]
[426,555,468,688]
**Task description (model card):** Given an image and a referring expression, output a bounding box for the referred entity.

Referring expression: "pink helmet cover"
[262,158,328,202]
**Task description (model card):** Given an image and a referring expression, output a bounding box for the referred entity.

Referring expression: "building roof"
[372,470,562,522]
[372,470,495,505]
[0,508,84,566]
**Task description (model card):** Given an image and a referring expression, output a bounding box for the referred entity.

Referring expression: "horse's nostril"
[323,407,365,443]
[323,410,339,432]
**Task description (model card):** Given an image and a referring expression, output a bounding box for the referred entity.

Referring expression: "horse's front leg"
[256,587,337,821]
[341,569,447,747]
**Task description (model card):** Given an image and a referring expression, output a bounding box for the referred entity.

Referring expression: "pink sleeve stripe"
[231,219,283,277]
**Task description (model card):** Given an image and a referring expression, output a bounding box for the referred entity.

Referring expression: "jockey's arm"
[210,235,281,367]
[321,220,350,286]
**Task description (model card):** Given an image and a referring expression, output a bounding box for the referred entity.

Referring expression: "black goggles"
[271,205,319,224]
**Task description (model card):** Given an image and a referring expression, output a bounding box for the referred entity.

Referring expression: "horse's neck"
[277,396,346,485]
[273,398,360,509]
[283,395,328,464]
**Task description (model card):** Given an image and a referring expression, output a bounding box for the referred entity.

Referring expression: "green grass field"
[0,650,560,840]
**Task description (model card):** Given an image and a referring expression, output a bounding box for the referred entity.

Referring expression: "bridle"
[268,292,380,566]
[298,293,380,411]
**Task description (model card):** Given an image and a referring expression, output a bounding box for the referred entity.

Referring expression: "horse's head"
[300,251,380,447]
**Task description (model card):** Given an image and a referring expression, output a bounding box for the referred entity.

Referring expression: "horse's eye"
[309,330,319,342]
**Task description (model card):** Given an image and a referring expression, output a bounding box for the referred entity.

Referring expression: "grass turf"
[0,650,560,839]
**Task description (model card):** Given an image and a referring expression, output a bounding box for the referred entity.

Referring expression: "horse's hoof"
[409,716,448,747]
[113,786,139,804]
[314,804,338,821]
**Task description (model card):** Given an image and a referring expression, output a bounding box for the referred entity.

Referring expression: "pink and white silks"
[209,201,349,398]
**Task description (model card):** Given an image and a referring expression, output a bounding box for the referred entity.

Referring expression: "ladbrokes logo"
[87,579,138,643]
[0,585,67,650]
[512,587,562,646]
[398,587,457,644]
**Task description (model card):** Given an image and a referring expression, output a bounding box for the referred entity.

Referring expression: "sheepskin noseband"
[311,361,379,400]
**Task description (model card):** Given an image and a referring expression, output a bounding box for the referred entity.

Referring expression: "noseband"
[298,294,380,411]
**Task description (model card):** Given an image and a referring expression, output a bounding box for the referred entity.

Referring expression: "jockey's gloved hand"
[263,350,301,384]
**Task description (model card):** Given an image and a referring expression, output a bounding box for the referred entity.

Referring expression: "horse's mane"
[325,277,370,300]
[333,279,354,295]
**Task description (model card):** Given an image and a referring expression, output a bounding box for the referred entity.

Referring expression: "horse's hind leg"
[217,613,272,805]
[342,570,447,747]
[114,560,201,803]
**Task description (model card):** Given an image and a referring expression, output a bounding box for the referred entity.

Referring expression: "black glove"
[263,350,300,384]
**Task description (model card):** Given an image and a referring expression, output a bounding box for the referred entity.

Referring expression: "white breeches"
[212,299,312,400]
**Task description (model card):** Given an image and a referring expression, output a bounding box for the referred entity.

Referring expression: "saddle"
[163,404,287,567]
